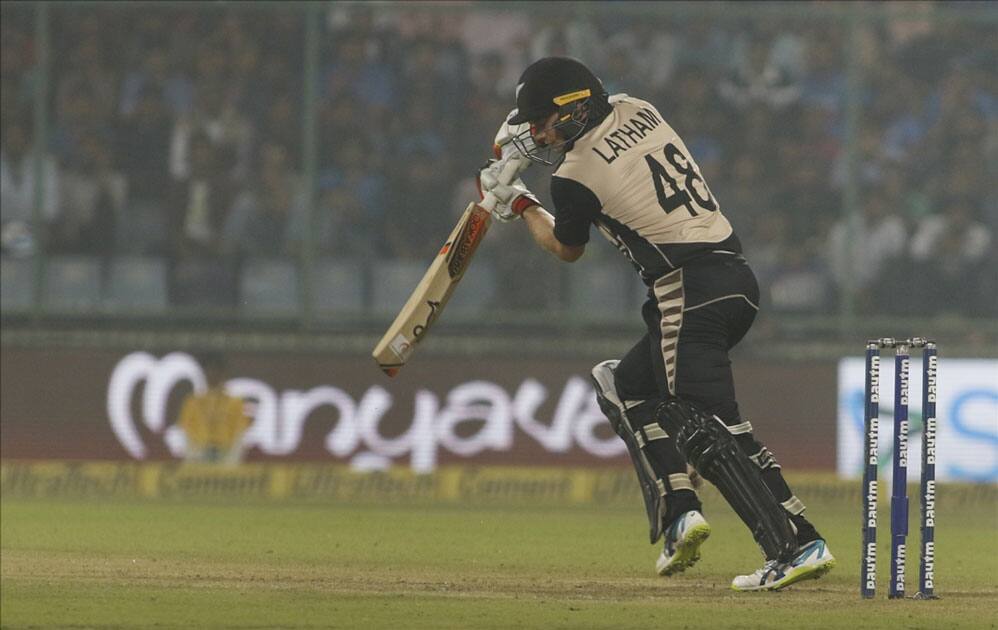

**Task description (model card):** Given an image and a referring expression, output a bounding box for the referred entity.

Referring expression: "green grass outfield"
[2,475,996,629]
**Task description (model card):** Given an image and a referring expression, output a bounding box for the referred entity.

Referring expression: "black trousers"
[611,253,820,543]
[615,252,759,421]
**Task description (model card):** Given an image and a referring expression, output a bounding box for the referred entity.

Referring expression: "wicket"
[861,337,938,600]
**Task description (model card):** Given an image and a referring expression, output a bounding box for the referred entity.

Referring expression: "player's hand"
[476,159,538,223]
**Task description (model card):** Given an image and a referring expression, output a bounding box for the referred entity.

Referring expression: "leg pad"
[592,361,670,543]
[657,399,799,562]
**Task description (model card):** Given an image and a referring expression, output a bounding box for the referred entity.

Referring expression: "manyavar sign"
[108,352,624,472]
[0,348,837,469]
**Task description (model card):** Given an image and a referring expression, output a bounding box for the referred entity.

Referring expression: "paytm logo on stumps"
[837,357,998,483]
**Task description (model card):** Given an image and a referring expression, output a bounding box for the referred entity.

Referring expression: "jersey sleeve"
[550,175,602,246]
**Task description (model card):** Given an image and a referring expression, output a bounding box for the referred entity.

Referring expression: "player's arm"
[478,169,599,263]
[520,205,585,262]
[476,180,584,262]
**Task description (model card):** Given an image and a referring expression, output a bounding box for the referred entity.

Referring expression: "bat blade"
[372,202,492,376]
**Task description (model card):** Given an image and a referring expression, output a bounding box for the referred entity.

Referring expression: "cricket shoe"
[730,539,836,592]
[656,510,711,576]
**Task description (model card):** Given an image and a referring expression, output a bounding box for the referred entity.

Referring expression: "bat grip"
[479,154,527,213]
[480,192,499,213]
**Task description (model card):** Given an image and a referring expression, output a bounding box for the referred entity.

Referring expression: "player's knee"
[701,399,741,426]
[655,398,726,472]
[655,400,773,478]
[721,418,783,472]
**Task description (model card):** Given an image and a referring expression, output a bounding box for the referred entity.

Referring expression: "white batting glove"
[477,159,538,223]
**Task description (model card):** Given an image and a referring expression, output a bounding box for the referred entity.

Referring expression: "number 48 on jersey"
[645,142,717,216]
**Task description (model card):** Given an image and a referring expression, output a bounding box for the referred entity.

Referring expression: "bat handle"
[480,191,499,213]
[479,154,528,213]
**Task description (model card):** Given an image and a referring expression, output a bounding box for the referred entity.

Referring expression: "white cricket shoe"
[731,539,836,591]
[656,510,711,576]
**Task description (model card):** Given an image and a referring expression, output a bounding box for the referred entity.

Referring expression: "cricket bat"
[372,156,525,376]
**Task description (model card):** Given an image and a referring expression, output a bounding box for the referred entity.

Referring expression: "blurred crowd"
[1,2,995,316]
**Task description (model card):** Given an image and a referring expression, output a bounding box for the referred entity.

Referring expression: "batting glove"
[476,159,538,223]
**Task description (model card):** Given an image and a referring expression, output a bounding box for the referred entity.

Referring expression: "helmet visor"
[510,100,590,165]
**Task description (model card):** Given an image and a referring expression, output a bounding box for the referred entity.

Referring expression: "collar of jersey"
[562,101,617,156]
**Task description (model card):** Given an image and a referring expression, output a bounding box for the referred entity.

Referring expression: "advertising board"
[837,357,998,483]
[2,348,836,469]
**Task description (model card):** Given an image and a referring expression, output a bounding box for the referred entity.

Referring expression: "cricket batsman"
[477,56,835,591]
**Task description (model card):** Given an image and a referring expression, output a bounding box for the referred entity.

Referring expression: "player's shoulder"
[606,93,667,127]
[550,172,602,208]
[609,93,660,114]
[556,93,666,178]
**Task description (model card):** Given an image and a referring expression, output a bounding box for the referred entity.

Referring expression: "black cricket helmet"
[509,57,607,164]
